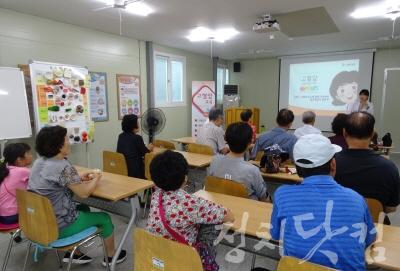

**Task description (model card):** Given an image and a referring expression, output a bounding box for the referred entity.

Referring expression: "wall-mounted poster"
[89,72,109,122]
[192,81,216,137]
[29,61,94,144]
[116,74,141,119]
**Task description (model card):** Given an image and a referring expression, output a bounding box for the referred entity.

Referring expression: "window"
[154,52,186,107]
[217,66,229,104]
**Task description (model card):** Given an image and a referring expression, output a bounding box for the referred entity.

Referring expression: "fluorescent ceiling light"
[0,90,9,95]
[125,2,153,16]
[95,0,153,16]
[186,27,239,43]
[350,0,400,19]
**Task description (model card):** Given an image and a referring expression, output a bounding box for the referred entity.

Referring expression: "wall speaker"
[233,62,241,72]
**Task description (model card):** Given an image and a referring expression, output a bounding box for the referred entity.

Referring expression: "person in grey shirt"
[196,108,229,154]
[208,122,267,201]
[251,109,297,160]
[28,126,127,266]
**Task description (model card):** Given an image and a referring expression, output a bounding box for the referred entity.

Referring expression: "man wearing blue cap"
[267,134,376,271]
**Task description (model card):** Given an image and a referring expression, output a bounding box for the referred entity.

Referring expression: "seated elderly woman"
[28,125,126,266]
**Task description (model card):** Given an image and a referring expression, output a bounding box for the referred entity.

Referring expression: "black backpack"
[382,133,392,147]
[260,144,289,173]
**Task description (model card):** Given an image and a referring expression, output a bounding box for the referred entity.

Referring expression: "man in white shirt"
[346,89,374,115]
[294,111,321,138]
[196,108,229,154]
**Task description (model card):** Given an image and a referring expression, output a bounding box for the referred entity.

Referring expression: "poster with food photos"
[116,74,141,120]
[89,72,109,122]
[29,61,94,144]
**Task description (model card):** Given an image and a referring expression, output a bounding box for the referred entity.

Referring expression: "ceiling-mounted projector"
[253,14,280,33]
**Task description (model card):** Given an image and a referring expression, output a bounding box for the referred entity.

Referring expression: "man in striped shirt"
[270,134,376,271]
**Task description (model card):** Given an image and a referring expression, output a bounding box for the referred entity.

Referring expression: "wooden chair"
[154,139,176,150]
[187,143,214,155]
[142,152,158,218]
[16,190,110,271]
[277,256,338,271]
[144,152,158,181]
[365,198,384,223]
[103,151,128,176]
[0,223,20,271]
[134,228,203,271]
[204,176,248,198]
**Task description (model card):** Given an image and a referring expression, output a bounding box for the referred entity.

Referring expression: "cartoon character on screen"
[329,71,359,106]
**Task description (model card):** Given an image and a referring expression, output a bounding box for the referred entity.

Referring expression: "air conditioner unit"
[223,85,240,109]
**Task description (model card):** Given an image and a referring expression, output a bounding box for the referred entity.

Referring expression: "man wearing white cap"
[268,134,376,271]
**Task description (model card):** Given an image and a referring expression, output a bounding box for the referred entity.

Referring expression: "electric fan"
[141,108,166,143]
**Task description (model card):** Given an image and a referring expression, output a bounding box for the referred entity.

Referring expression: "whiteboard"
[0,67,32,140]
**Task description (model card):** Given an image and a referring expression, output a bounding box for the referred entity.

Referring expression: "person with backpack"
[251,109,297,160]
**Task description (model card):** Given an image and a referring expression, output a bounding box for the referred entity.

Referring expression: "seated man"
[208,122,267,201]
[335,112,400,221]
[270,134,376,271]
[251,109,297,159]
[196,108,229,154]
[294,111,321,138]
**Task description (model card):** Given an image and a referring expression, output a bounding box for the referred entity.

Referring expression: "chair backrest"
[16,190,58,246]
[103,151,128,176]
[204,176,248,198]
[255,151,264,161]
[365,198,384,223]
[154,139,176,150]
[187,143,214,155]
[277,256,338,271]
[134,228,203,271]
[145,152,158,181]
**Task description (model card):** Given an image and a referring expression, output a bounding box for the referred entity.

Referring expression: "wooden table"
[249,160,302,183]
[172,137,196,145]
[368,224,400,271]
[195,190,272,238]
[153,147,212,168]
[376,145,395,156]
[196,190,400,271]
[75,166,154,201]
[75,166,154,271]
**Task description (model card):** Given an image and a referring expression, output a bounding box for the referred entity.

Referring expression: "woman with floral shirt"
[146,150,235,271]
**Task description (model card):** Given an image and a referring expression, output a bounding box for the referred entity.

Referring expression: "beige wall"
[0,8,214,168]
[152,44,213,140]
[229,58,280,130]
[0,8,147,169]
[230,49,400,138]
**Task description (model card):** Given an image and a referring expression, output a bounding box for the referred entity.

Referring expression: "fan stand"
[149,127,154,144]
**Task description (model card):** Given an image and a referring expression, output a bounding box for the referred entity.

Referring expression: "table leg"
[110,196,140,271]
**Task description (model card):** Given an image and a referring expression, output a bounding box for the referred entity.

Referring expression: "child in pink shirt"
[146,151,234,271]
[0,143,32,225]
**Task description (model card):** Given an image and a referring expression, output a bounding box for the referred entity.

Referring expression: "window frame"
[153,51,187,108]
[217,64,230,104]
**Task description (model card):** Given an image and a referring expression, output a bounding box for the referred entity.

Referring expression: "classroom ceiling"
[1,0,400,60]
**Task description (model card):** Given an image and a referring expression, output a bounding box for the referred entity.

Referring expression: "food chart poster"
[89,72,109,122]
[191,81,215,137]
[29,61,94,145]
[117,74,141,120]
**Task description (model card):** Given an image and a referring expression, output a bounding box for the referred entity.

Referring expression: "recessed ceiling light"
[350,0,400,19]
[0,90,9,96]
[186,27,239,43]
